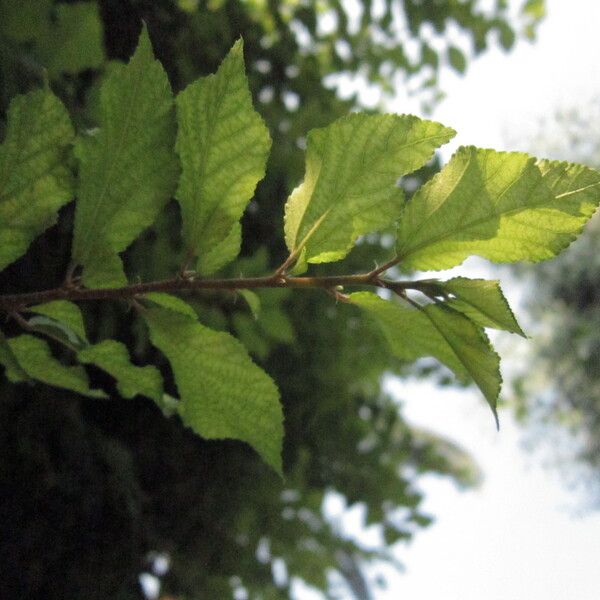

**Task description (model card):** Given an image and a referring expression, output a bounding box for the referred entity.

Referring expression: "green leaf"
[438,278,525,336]
[0,0,52,42]
[7,334,107,398]
[0,87,74,272]
[71,26,178,287]
[196,222,241,275]
[0,1,104,76]
[447,46,466,74]
[143,308,283,473]
[422,304,501,421]
[0,330,28,383]
[239,290,261,320]
[78,340,163,401]
[28,300,89,344]
[498,23,516,50]
[144,292,197,319]
[522,0,546,19]
[175,39,271,273]
[349,292,501,419]
[396,147,600,271]
[284,113,455,267]
[35,2,104,76]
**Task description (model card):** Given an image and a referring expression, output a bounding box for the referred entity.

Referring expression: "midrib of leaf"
[77,61,144,257]
[398,151,489,252]
[295,128,451,252]
[460,297,506,327]
[292,207,332,253]
[556,181,600,199]
[398,158,570,261]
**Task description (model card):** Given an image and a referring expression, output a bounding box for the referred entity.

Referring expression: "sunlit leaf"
[71,26,178,287]
[438,277,525,336]
[396,147,600,270]
[78,340,163,401]
[143,308,283,473]
[196,222,241,275]
[0,88,74,272]
[7,334,107,398]
[175,40,270,273]
[284,113,454,267]
[349,292,500,419]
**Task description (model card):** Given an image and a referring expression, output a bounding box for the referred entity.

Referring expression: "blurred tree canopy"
[0,1,541,598]
[511,100,600,505]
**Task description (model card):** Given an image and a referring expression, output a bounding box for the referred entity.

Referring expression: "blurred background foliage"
[509,99,600,507]
[0,1,543,598]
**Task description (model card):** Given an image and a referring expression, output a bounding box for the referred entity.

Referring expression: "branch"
[0,271,428,314]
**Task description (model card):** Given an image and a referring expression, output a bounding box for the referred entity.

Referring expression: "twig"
[0,271,437,314]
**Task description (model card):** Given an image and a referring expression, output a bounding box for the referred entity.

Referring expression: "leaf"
[0,0,52,42]
[143,308,283,473]
[498,23,516,50]
[175,39,271,273]
[28,300,89,343]
[196,222,241,275]
[25,316,83,351]
[396,147,600,271]
[239,290,261,320]
[144,292,197,319]
[35,2,104,76]
[0,87,74,272]
[438,277,525,336]
[71,26,178,288]
[7,334,107,398]
[284,113,455,267]
[349,292,501,419]
[78,340,163,401]
[0,1,104,76]
[422,304,501,421]
[447,46,466,74]
[522,0,546,19]
[0,330,28,383]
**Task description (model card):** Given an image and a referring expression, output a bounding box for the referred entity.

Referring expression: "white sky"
[294,2,600,598]
[376,1,600,599]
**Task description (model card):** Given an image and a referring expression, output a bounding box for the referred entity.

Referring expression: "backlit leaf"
[196,222,241,275]
[7,334,107,398]
[175,40,270,273]
[0,88,74,272]
[349,292,501,419]
[396,147,600,270]
[284,113,454,267]
[71,26,178,287]
[78,340,163,401]
[143,308,283,473]
[438,277,525,336]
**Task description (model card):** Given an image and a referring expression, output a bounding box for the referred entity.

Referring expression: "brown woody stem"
[0,270,429,314]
